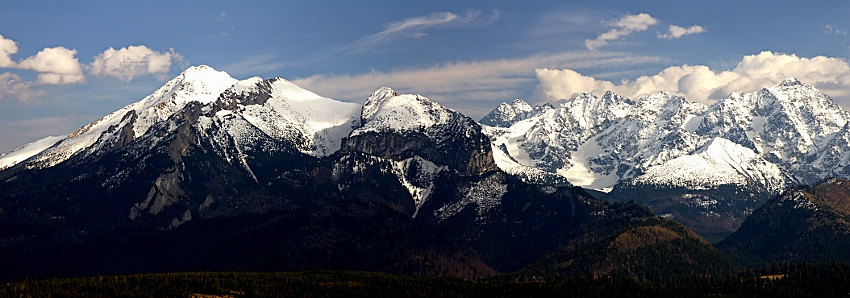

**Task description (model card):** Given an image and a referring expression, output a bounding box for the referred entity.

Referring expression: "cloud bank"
[535,51,850,105]
[294,51,661,117]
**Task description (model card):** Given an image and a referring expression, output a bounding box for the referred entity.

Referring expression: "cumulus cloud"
[658,25,705,39]
[0,35,83,101]
[0,34,18,68]
[293,51,660,118]
[0,36,186,103]
[15,46,85,85]
[89,45,184,81]
[17,47,82,74]
[534,51,850,106]
[1,35,85,85]
[346,10,498,52]
[585,13,658,50]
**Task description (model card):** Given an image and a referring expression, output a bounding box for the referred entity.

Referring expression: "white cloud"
[293,51,661,118]
[585,13,659,50]
[534,51,850,106]
[0,35,83,100]
[217,12,228,21]
[16,46,85,85]
[658,25,705,39]
[89,45,184,82]
[0,34,18,68]
[347,10,498,52]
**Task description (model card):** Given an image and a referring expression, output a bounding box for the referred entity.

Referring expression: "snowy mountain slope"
[632,137,790,193]
[201,76,360,158]
[482,91,707,190]
[0,135,65,171]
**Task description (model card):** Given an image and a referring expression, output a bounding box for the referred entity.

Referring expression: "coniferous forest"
[4,263,850,298]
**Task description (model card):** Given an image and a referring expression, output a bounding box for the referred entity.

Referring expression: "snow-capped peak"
[208,76,361,157]
[353,87,455,136]
[14,65,239,169]
[479,99,551,127]
[361,87,398,121]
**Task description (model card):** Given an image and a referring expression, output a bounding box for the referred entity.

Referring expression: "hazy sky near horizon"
[1,1,850,153]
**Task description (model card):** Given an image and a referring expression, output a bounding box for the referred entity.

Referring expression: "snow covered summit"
[14,65,237,170]
[0,66,363,171]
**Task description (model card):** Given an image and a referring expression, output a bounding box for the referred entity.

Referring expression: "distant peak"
[182,65,216,73]
[777,77,803,87]
[509,99,533,110]
[575,92,595,99]
[647,91,669,97]
[178,65,234,81]
[371,87,398,99]
[362,87,402,121]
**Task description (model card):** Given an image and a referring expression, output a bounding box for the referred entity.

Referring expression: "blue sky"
[1,1,850,153]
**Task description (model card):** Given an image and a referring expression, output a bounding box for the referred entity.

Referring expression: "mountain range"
[2,65,850,280]
[481,77,850,236]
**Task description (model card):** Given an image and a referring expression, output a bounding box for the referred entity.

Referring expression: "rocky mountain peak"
[344,88,497,175]
[355,88,457,136]
[777,76,803,87]
[479,99,537,127]
[361,87,398,120]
